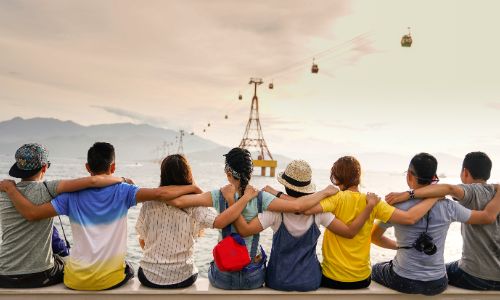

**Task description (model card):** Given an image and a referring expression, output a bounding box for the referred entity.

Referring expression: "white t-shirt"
[258,211,335,237]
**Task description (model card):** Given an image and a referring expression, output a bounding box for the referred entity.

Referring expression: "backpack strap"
[43,182,71,250]
[249,191,263,259]
[218,190,231,238]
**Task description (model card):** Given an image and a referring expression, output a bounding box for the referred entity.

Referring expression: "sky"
[1,0,500,172]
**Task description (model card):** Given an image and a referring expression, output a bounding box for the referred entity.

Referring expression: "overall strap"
[249,191,263,259]
[218,190,231,238]
[43,182,71,250]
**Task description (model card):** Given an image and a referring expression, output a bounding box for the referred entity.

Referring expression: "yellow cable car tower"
[239,78,277,177]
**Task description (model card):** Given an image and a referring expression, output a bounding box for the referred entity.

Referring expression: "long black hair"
[224,148,253,197]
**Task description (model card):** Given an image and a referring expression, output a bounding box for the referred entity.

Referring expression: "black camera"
[413,232,437,255]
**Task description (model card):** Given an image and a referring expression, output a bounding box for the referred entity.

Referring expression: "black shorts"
[138,267,197,289]
[0,254,65,289]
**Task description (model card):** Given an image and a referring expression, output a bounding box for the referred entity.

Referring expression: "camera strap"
[397,211,431,250]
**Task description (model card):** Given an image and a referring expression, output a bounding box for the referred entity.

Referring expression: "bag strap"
[218,190,231,238]
[43,182,71,250]
[249,191,263,259]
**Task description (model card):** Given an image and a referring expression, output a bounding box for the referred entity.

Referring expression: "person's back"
[0,181,58,276]
[51,183,137,290]
[456,183,500,281]
[321,190,394,282]
[136,201,216,287]
[383,198,470,280]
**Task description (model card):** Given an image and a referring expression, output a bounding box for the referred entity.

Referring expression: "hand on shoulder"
[0,179,16,192]
[385,192,409,205]
[322,185,339,197]
[366,192,381,207]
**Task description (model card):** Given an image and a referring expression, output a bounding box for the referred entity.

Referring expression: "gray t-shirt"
[379,198,471,281]
[457,183,500,281]
[0,180,59,275]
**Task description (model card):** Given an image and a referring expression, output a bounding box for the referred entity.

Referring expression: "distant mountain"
[0,117,221,161]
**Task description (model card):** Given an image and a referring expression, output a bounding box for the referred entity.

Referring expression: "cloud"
[95,106,174,129]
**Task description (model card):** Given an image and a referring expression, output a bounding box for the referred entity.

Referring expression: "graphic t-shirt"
[51,183,138,290]
[320,190,395,282]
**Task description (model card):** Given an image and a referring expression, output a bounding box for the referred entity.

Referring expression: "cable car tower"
[177,130,186,154]
[239,78,277,177]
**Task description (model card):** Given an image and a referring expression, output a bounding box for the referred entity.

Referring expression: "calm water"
[0,155,466,277]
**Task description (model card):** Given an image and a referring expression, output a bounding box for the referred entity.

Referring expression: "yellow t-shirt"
[320,191,395,282]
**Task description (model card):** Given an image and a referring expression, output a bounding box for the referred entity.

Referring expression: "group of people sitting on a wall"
[0,142,499,295]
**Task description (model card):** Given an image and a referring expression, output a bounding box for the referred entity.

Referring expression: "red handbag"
[213,190,263,272]
[213,233,250,272]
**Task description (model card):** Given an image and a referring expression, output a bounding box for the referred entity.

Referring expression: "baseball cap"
[9,143,50,178]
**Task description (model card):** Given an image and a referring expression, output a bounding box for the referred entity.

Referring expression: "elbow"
[485,214,497,224]
[345,232,356,239]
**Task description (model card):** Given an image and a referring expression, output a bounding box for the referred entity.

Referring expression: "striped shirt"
[135,201,217,285]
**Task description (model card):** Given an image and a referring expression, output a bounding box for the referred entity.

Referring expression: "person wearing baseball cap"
[1,142,204,291]
[0,143,127,288]
[227,159,381,291]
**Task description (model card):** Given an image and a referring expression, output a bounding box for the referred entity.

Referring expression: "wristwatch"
[276,191,283,198]
[407,189,415,199]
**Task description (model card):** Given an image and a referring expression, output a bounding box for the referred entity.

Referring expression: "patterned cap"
[9,143,50,178]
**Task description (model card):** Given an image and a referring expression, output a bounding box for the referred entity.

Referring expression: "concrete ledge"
[1,278,499,300]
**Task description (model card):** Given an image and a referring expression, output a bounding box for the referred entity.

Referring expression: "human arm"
[0,180,58,221]
[371,223,398,250]
[386,184,465,205]
[135,184,203,204]
[164,191,212,208]
[388,197,441,225]
[266,185,339,213]
[466,189,500,224]
[211,185,259,229]
[326,192,380,238]
[55,175,133,195]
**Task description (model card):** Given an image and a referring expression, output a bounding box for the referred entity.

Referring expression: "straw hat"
[277,160,316,194]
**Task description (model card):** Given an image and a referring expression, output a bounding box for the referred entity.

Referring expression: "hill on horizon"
[0,117,221,161]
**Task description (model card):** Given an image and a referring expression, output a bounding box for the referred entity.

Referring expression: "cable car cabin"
[208,123,211,127]
[311,63,319,74]
[225,115,228,119]
[238,94,242,100]
[401,34,412,47]
[268,83,274,89]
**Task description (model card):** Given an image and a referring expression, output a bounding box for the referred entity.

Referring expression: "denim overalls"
[266,213,322,291]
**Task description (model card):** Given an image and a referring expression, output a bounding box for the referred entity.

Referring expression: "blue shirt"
[50,183,139,290]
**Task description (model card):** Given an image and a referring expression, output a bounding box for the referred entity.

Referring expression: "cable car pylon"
[238,78,277,177]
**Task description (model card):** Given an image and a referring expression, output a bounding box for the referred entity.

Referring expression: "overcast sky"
[1,0,500,171]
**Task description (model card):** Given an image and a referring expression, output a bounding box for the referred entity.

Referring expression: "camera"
[413,232,437,255]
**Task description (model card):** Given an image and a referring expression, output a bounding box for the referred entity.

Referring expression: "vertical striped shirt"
[135,201,217,285]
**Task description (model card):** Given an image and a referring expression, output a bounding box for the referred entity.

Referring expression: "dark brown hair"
[330,156,361,191]
[160,154,193,186]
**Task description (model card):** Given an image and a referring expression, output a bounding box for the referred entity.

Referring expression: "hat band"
[282,173,311,187]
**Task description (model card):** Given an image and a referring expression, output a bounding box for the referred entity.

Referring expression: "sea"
[0,156,467,278]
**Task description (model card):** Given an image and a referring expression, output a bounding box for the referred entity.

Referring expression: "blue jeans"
[372,261,448,296]
[208,261,265,290]
[447,261,500,291]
